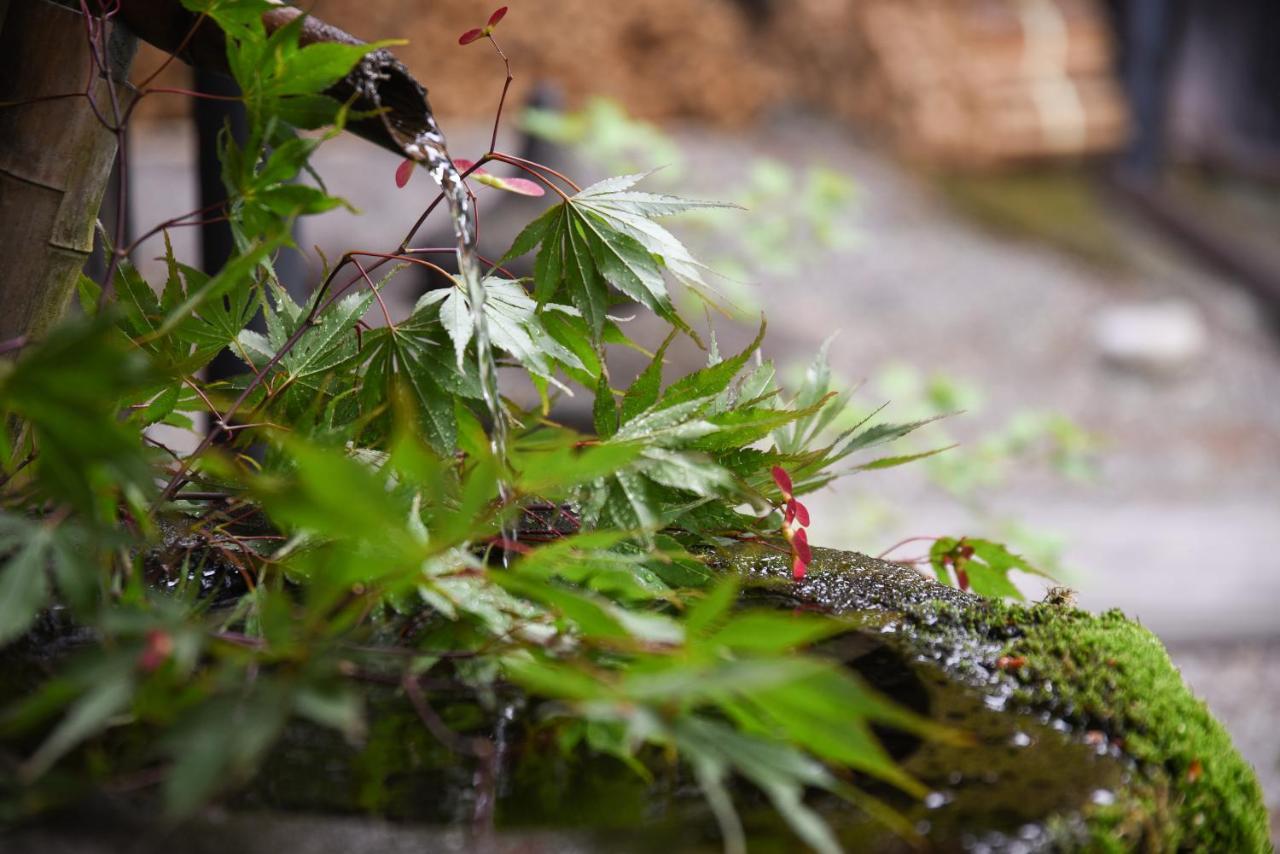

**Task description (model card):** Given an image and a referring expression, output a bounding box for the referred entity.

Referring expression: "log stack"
[129,0,783,128]
[127,0,1128,169]
[772,0,1129,167]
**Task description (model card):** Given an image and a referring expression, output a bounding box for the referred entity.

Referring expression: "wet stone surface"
[3,544,1266,852]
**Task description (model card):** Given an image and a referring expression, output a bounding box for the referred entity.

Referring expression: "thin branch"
[401,672,492,759]
[485,35,514,155]
[133,12,210,91]
[489,151,582,193]
[352,259,395,328]
[484,153,572,201]
[876,536,942,560]
[124,200,228,254]
[404,247,518,280]
[395,157,491,254]
[141,86,242,102]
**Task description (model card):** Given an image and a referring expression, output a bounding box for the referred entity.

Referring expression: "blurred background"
[116,0,1279,838]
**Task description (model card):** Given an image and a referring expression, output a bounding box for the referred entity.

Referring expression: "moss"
[911,599,1270,852]
[937,169,1129,269]
[725,542,1269,850]
[7,545,1267,851]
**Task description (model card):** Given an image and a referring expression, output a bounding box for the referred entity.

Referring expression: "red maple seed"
[138,629,174,673]
[784,500,796,525]
[793,528,811,565]
[497,177,545,196]
[487,6,508,28]
[792,500,810,527]
[956,567,970,591]
[792,553,807,581]
[458,27,484,45]
[452,159,546,197]
[771,466,793,495]
[395,158,415,189]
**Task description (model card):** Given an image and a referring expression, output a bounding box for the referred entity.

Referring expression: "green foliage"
[523,98,861,317]
[503,172,734,340]
[0,8,1043,851]
[855,363,1096,579]
[927,537,1050,600]
[523,97,687,179]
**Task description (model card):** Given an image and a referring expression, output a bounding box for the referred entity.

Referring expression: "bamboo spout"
[115,0,440,156]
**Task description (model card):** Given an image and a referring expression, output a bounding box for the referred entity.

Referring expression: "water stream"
[361,65,516,558]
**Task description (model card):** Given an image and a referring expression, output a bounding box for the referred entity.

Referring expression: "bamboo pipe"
[114,0,440,156]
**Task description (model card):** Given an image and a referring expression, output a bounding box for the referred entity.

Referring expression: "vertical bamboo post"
[0,0,136,344]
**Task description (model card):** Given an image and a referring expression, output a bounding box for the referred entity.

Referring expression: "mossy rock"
[727,543,1271,852]
[2,545,1268,852]
[226,544,1269,851]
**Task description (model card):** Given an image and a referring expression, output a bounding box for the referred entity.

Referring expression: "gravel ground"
[127,113,1280,836]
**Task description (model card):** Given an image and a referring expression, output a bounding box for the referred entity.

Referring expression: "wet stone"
[2,544,1267,852]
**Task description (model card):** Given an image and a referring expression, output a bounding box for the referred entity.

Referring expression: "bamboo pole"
[0,0,136,344]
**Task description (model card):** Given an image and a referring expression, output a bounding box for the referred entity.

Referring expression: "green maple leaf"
[501,173,734,344]
[416,277,585,390]
[236,285,376,410]
[357,295,483,454]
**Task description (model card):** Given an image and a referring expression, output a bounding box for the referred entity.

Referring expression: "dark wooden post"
[0,0,136,344]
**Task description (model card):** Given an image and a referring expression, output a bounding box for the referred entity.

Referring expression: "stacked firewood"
[304,0,781,127]
[130,0,781,126]
[129,0,1129,168]
[771,0,1129,166]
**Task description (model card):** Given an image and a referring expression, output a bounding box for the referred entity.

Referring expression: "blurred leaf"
[22,657,137,780]
[0,316,153,515]
[163,682,293,816]
[928,537,1052,599]
[0,520,52,647]
[705,612,844,654]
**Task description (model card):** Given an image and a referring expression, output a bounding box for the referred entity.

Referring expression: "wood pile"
[372,0,783,127]
[130,0,782,127]
[771,0,1129,167]
[126,0,1129,169]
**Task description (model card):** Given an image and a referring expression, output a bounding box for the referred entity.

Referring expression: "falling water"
[359,62,516,558]
[412,133,516,556]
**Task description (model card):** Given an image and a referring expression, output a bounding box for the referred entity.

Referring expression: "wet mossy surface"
[218,544,1267,850]
[957,602,1269,852]
[726,542,1269,851]
[2,544,1268,852]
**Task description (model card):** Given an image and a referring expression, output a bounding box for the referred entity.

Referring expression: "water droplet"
[923,791,952,809]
